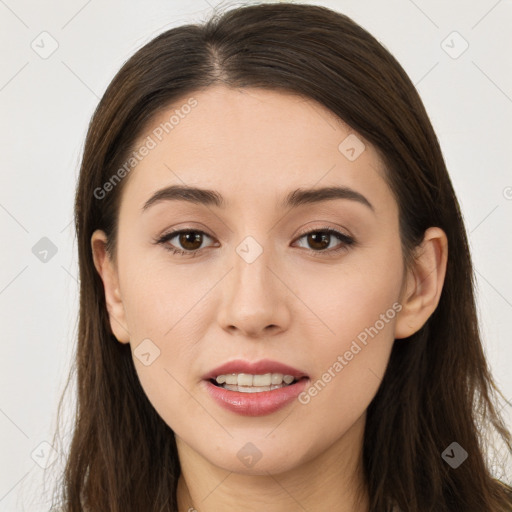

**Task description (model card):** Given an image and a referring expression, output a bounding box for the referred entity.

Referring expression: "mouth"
[202,358,309,393]
[203,370,310,416]
[208,374,309,393]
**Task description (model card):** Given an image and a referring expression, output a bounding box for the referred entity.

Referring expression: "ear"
[394,227,448,339]
[90,229,130,343]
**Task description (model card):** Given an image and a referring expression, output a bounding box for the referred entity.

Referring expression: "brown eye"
[156,229,215,256]
[306,232,331,250]
[155,227,355,258]
[177,231,204,251]
[294,228,354,253]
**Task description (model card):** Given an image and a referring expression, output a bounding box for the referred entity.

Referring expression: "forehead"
[121,85,392,214]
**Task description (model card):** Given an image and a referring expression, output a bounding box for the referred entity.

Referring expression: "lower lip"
[203,378,309,417]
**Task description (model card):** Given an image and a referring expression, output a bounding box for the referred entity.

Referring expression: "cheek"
[117,255,215,416]
[118,246,210,340]
[295,240,403,349]
[293,292,398,450]
[292,245,402,414]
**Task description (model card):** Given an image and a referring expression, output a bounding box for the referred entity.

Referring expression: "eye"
[154,226,355,257]
[293,227,355,256]
[154,229,216,257]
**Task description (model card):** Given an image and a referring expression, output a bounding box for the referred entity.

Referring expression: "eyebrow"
[141,184,374,213]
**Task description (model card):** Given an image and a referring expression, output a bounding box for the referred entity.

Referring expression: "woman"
[49,3,512,511]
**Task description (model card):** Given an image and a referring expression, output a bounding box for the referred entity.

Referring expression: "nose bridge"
[231,234,275,304]
[217,233,289,335]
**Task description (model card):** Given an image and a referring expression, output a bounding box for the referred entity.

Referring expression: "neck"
[176,412,369,512]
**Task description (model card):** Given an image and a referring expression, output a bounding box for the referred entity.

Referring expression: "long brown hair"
[48,3,512,511]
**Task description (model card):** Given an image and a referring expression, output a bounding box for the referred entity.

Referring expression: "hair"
[47,2,512,511]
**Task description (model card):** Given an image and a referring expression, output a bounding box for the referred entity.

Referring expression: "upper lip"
[202,359,309,381]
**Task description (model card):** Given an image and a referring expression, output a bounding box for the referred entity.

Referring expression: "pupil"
[309,232,329,250]
[180,232,202,250]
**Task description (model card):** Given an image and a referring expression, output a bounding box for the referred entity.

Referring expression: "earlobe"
[394,227,448,339]
[90,230,131,344]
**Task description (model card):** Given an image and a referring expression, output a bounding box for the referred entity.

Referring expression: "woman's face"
[94,85,409,475]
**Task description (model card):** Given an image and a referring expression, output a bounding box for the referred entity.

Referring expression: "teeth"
[225,374,238,385]
[271,373,282,385]
[222,383,288,393]
[238,373,254,386]
[214,373,297,387]
[253,373,271,386]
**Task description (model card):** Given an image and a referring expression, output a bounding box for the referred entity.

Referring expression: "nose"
[216,243,291,338]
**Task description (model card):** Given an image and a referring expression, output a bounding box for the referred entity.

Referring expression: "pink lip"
[201,358,309,381]
[201,359,310,417]
[202,377,309,416]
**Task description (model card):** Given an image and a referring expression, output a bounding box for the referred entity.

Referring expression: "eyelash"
[153,226,355,258]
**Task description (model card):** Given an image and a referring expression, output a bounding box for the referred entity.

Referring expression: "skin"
[91,85,448,512]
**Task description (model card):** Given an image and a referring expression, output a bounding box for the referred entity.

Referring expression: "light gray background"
[1,0,511,510]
